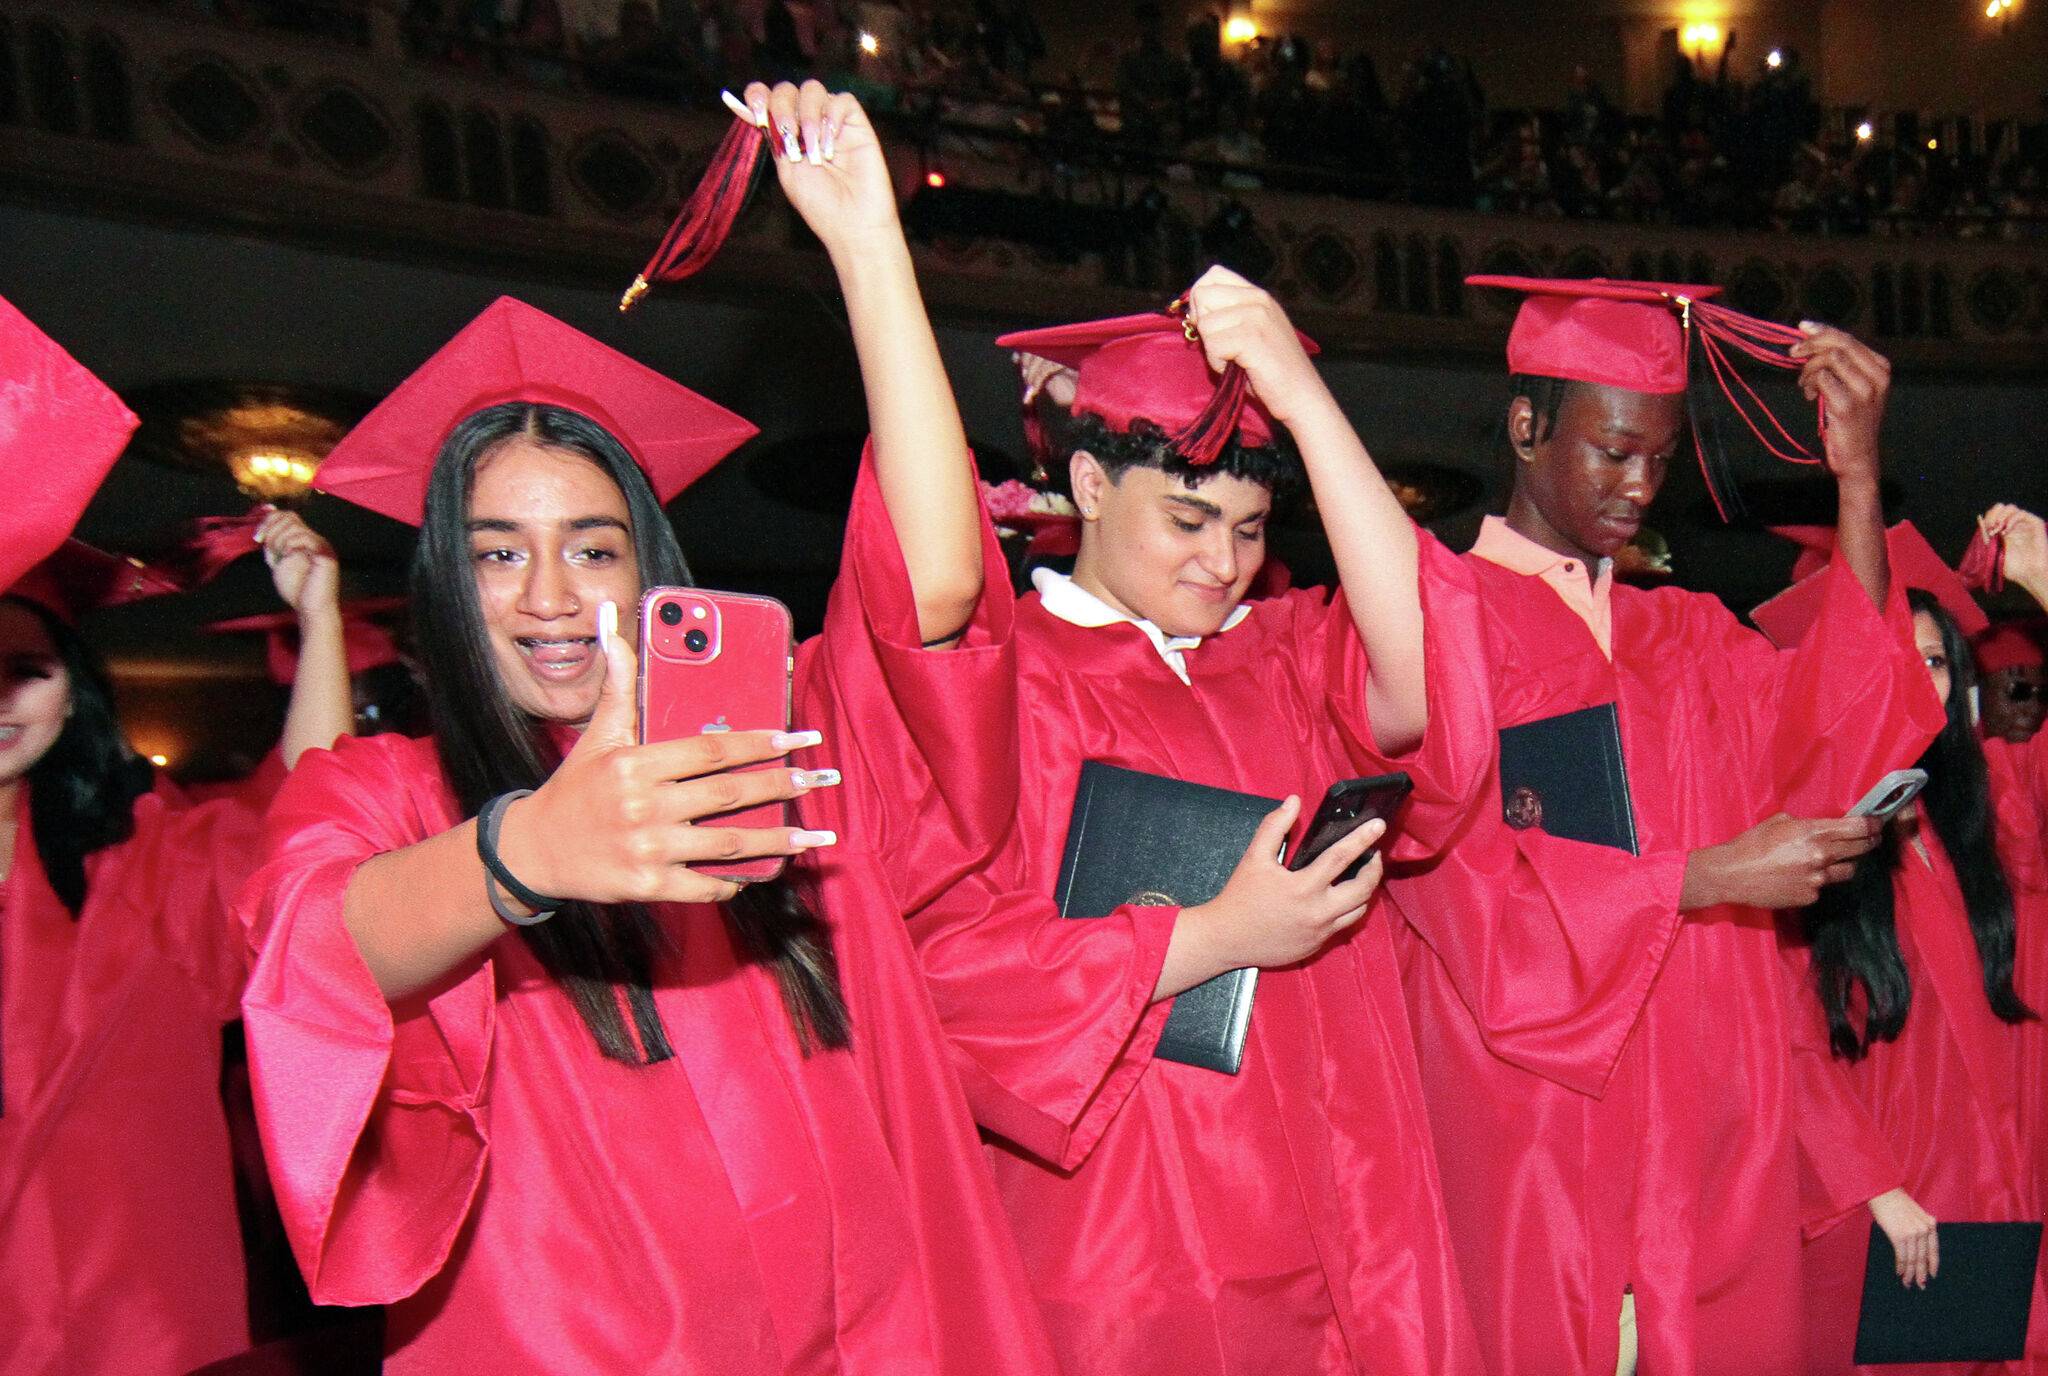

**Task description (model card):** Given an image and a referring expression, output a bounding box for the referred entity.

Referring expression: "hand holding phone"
[639,587,799,882]
[1290,773,1414,882]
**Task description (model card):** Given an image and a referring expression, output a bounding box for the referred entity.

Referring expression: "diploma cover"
[1854,1221,2043,1363]
[1055,761,1279,1075]
[1497,702,1639,855]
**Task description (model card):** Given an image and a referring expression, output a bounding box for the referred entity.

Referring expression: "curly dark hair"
[1033,391,1306,512]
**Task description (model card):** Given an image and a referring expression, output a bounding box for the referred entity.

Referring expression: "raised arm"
[256,508,353,767]
[752,79,982,647]
[1181,266,1426,753]
[1793,323,1892,612]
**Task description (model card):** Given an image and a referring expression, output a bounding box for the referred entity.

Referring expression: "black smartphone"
[1289,772,1414,881]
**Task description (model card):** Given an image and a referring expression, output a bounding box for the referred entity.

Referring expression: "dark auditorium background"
[0,0,2042,781]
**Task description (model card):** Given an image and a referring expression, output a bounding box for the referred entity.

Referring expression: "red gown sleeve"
[1987,730,2048,894]
[110,782,265,1022]
[793,438,1017,907]
[1783,939,1904,1238]
[1723,555,1947,817]
[1320,530,1498,860]
[237,737,493,1306]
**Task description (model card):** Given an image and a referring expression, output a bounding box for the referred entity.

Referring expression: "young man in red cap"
[1,294,355,1376]
[1384,277,1946,1376]
[881,265,1494,1376]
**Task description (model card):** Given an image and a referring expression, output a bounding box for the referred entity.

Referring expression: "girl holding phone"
[237,84,1054,1374]
[1795,507,2048,1372]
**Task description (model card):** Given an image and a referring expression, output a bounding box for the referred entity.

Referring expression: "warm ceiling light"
[1855,120,1874,141]
[859,30,878,54]
[1223,17,1258,42]
[1766,49,1783,67]
[1928,137,1940,150]
[149,754,169,766]
[925,169,946,188]
[1682,22,1721,46]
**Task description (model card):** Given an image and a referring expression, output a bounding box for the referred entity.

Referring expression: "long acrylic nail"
[772,729,823,750]
[781,123,802,162]
[792,768,841,789]
[791,830,837,847]
[597,600,618,644]
[721,90,760,125]
[821,121,836,161]
[804,123,822,165]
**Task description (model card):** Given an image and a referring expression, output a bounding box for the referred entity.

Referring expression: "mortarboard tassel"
[1677,296,1830,522]
[172,508,270,586]
[620,92,769,311]
[1959,525,2006,594]
[1166,361,1248,466]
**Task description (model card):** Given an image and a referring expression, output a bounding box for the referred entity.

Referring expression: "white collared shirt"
[1032,567,1252,685]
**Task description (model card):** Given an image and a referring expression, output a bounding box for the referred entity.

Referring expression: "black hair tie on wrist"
[477,790,559,926]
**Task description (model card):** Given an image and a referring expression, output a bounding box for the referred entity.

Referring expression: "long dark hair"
[4,595,154,915]
[410,402,847,1061]
[1803,589,2034,1061]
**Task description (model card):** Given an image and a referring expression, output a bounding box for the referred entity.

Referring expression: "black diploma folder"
[1497,702,1639,855]
[1054,761,1279,1075]
[1854,1221,2043,1364]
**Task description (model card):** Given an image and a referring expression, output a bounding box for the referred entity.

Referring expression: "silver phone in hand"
[1847,769,1929,820]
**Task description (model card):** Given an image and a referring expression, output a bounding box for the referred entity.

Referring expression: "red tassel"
[1959,528,2006,594]
[1689,301,1823,466]
[1167,362,1249,466]
[620,114,768,311]
[175,510,268,585]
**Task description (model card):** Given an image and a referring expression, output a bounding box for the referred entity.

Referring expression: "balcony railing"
[3,0,2043,371]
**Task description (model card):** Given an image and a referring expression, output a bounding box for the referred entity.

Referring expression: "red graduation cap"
[0,294,140,592]
[996,310,1320,466]
[205,596,406,684]
[1467,275,1824,520]
[1751,521,1987,648]
[313,297,759,526]
[7,539,183,626]
[1974,623,2044,674]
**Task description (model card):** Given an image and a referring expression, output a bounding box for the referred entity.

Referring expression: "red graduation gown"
[909,536,1491,1375]
[1799,801,2048,1374]
[1993,730,2048,1290]
[788,447,1061,1376]
[1386,548,1945,1376]
[241,446,1058,1375]
[1,784,260,1375]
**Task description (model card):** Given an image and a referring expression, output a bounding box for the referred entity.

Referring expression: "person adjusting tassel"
[1755,516,2048,1374]
[0,295,354,1376]
[237,78,1061,1364]
[1379,276,1947,1376]
[831,238,1500,1369]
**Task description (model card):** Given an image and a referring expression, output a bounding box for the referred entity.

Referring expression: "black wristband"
[477,790,558,925]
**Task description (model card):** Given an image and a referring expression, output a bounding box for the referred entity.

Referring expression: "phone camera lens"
[658,601,684,626]
[683,628,709,653]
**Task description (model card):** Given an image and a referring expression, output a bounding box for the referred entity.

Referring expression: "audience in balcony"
[200,0,2045,240]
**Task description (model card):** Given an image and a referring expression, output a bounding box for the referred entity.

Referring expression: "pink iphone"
[638,586,796,883]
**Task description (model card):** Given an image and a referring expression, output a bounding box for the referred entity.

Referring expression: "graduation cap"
[312,297,759,526]
[1751,521,1988,648]
[996,309,1320,468]
[6,539,183,625]
[1467,275,1825,521]
[0,294,140,592]
[204,596,407,684]
[619,91,771,311]
[1974,623,2044,674]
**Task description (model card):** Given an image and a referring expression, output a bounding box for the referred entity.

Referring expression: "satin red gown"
[905,531,1491,1375]
[238,456,1058,1375]
[1384,547,1944,1376]
[1,784,261,1375]
[1799,737,2048,1373]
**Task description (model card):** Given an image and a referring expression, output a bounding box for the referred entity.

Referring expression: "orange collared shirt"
[1471,515,1615,659]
